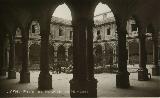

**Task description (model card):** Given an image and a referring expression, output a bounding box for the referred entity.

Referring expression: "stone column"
[69,4,97,97]
[113,49,116,64]
[138,27,149,81]
[65,47,68,61]
[38,16,52,90]
[5,42,9,74]
[54,47,58,63]
[8,33,16,79]
[86,18,98,97]
[0,33,7,76]
[152,32,160,76]
[102,46,106,66]
[127,41,130,65]
[115,17,130,88]
[20,28,30,83]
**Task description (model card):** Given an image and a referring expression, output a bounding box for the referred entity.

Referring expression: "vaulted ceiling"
[0,0,160,32]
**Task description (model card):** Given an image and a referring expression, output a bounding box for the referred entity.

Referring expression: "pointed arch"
[52,3,72,20]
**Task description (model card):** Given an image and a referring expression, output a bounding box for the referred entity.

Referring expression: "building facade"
[14,12,154,70]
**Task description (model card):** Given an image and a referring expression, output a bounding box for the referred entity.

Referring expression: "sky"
[52,2,111,20]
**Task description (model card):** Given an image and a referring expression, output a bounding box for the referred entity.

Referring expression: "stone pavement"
[0,65,160,97]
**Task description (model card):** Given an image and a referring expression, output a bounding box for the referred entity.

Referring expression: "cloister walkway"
[0,65,160,97]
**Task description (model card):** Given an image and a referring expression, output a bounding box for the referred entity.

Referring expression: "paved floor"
[0,65,160,97]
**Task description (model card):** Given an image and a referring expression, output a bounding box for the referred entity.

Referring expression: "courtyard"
[0,65,160,97]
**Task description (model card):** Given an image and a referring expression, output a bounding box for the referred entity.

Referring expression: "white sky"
[94,2,111,16]
[52,3,111,20]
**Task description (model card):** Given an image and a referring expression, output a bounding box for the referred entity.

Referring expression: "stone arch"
[51,2,72,20]
[126,16,139,36]
[94,1,115,18]
[93,1,117,42]
[29,20,40,35]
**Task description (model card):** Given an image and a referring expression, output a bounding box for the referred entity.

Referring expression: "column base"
[138,68,149,81]
[38,72,52,90]
[8,70,16,79]
[0,69,6,76]
[20,71,30,83]
[152,66,160,76]
[116,72,130,88]
[69,78,98,97]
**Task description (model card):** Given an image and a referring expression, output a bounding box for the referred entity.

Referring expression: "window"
[97,30,100,35]
[107,28,111,35]
[59,28,63,36]
[97,30,101,40]
[131,24,137,31]
[32,25,35,33]
[70,31,73,40]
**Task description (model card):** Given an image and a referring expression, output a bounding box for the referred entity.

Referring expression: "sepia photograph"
[0,0,160,97]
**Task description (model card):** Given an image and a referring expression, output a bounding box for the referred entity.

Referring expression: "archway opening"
[93,2,117,74]
[50,3,73,73]
[28,21,41,70]
[15,27,22,71]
